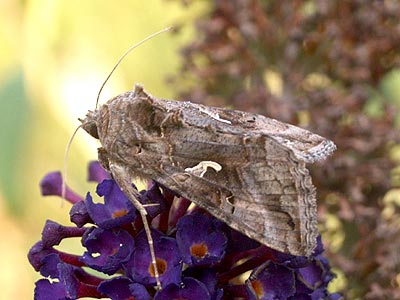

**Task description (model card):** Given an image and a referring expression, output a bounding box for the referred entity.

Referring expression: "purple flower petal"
[289,294,310,300]
[98,277,132,299]
[35,261,81,300]
[69,200,92,227]
[28,241,57,271]
[81,227,134,275]
[317,255,336,284]
[224,226,260,254]
[124,229,182,287]
[313,236,324,256]
[183,268,222,300]
[177,213,227,266]
[129,283,152,300]
[310,287,329,300]
[298,263,323,290]
[155,277,211,300]
[41,220,86,248]
[139,181,167,218]
[88,161,110,183]
[246,262,296,300]
[86,179,136,229]
[39,253,62,278]
[57,263,80,299]
[40,171,83,204]
[32,162,341,300]
[328,293,344,300]
[34,279,70,300]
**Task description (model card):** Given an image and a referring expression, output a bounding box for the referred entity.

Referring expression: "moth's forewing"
[97,85,334,256]
[182,101,336,163]
[151,140,317,256]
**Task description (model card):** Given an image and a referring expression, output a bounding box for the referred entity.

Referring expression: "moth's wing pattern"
[181,101,337,163]
[109,86,335,256]
[148,137,318,256]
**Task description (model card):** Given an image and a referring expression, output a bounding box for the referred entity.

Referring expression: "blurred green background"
[0,1,205,298]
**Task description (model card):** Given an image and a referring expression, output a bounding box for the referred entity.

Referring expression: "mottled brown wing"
[142,137,318,256]
[109,85,336,164]
[105,86,334,256]
[175,100,336,163]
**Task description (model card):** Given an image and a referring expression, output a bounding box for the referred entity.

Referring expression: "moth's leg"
[109,162,161,290]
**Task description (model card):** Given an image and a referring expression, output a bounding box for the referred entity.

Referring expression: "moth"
[80,84,335,287]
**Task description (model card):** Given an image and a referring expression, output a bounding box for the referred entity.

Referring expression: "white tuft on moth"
[184,161,223,177]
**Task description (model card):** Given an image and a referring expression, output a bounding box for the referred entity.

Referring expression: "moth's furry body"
[82,84,335,257]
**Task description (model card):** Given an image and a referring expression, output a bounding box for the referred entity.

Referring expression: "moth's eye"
[81,118,99,139]
[80,110,100,139]
[87,123,99,139]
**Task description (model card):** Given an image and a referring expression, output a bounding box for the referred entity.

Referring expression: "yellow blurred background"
[0,1,206,298]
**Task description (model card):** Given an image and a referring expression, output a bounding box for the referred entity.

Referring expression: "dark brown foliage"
[172,0,400,299]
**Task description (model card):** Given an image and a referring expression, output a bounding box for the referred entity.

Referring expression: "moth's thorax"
[93,92,155,155]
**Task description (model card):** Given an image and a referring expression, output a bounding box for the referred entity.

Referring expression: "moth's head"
[79,110,99,139]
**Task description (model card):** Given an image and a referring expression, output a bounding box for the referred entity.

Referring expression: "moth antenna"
[62,125,82,200]
[95,26,173,109]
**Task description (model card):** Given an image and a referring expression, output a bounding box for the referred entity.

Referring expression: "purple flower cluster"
[28,161,342,300]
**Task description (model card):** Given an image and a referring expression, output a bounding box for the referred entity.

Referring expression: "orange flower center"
[112,209,128,218]
[149,258,167,277]
[190,243,208,259]
[251,280,264,297]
